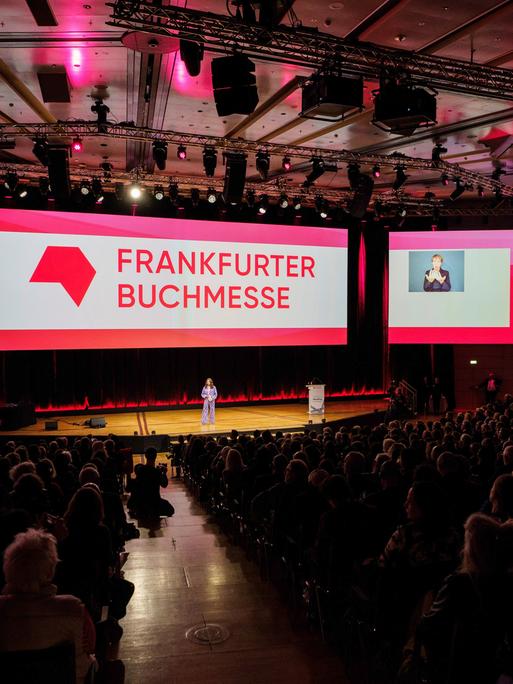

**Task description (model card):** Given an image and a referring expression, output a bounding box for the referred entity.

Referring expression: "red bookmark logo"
[30,246,96,306]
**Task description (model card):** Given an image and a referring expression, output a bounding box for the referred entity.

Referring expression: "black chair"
[0,640,76,684]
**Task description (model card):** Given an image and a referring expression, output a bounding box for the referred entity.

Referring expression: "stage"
[0,398,388,441]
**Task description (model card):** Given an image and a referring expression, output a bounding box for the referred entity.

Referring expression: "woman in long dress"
[201,378,217,425]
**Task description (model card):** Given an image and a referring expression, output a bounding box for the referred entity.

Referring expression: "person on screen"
[201,378,217,425]
[423,254,451,292]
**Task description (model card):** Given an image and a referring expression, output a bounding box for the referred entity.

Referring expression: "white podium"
[306,384,325,415]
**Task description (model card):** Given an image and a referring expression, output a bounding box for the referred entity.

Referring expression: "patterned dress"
[201,385,217,424]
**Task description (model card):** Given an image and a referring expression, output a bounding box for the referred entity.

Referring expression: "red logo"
[30,246,96,306]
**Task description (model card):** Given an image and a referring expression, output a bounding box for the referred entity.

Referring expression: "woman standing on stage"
[201,378,217,425]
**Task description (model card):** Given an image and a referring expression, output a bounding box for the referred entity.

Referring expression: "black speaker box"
[223,152,247,205]
[45,420,58,431]
[211,54,259,116]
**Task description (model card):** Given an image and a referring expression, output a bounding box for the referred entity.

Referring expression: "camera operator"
[127,447,175,518]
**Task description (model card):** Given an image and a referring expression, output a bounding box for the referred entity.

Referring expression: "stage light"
[100,161,113,179]
[191,188,200,207]
[492,167,505,181]
[80,180,91,196]
[397,204,407,218]
[72,137,83,153]
[3,172,18,192]
[282,156,291,171]
[154,185,165,201]
[315,195,329,219]
[372,164,381,178]
[293,196,302,211]
[393,166,407,190]
[91,98,110,132]
[373,199,383,218]
[450,178,465,201]
[441,173,449,186]
[114,182,124,201]
[168,183,179,203]
[424,191,436,201]
[246,189,256,208]
[91,177,103,202]
[152,140,168,171]
[33,138,49,165]
[177,145,187,160]
[18,187,28,199]
[477,185,485,197]
[347,162,360,189]
[207,187,217,204]
[180,39,204,77]
[305,157,326,186]
[39,177,50,196]
[256,151,270,180]
[279,192,289,209]
[431,142,447,162]
[203,147,217,177]
[129,183,142,200]
[257,194,268,214]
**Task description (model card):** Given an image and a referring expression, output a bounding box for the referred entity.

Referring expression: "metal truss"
[106,1,513,100]
[1,121,511,196]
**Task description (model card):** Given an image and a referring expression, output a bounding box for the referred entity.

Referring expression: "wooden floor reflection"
[119,482,347,684]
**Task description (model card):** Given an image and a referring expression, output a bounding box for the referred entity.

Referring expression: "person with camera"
[127,447,175,518]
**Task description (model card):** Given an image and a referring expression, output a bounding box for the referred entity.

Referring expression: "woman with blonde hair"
[417,513,513,683]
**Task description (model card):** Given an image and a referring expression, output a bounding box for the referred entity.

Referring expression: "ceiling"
[1,0,513,201]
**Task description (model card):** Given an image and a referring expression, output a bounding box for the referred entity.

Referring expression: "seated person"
[127,448,174,518]
[0,528,96,683]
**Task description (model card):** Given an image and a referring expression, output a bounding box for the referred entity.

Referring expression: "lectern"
[306,384,325,415]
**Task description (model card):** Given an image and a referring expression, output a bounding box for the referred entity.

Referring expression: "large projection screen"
[0,209,348,350]
[389,230,512,344]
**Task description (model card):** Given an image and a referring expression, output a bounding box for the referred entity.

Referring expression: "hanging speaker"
[211,54,259,116]
[223,152,247,205]
[348,174,374,219]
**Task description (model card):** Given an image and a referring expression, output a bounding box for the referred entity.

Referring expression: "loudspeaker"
[222,152,247,205]
[89,416,106,428]
[211,54,259,116]
[301,74,363,120]
[348,173,374,219]
[45,420,58,430]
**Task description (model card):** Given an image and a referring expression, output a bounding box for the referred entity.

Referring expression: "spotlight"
[372,164,381,178]
[246,189,256,208]
[207,187,217,204]
[91,177,103,202]
[72,137,83,153]
[347,162,360,189]
[431,142,447,162]
[477,185,485,197]
[114,182,124,201]
[315,195,329,219]
[282,156,292,171]
[180,39,204,77]
[38,177,50,196]
[293,196,302,211]
[80,180,91,196]
[32,138,49,165]
[450,178,465,201]
[305,157,327,187]
[191,188,200,207]
[397,203,407,218]
[177,145,187,160]
[168,183,179,203]
[393,166,407,190]
[154,185,165,201]
[129,183,143,200]
[279,192,289,209]
[203,147,217,177]
[152,140,168,171]
[91,98,110,132]
[18,187,28,199]
[441,173,449,186]
[256,151,270,180]
[100,161,113,179]
[257,194,269,214]
[3,172,18,192]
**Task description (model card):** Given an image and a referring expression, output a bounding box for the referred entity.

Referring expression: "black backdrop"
[0,218,389,410]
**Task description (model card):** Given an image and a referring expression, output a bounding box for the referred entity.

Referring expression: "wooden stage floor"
[4,399,387,438]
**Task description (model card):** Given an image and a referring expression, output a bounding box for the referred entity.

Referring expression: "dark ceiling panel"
[37,67,70,103]
[25,0,58,27]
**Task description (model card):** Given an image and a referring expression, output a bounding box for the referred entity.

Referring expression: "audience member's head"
[3,528,58,594]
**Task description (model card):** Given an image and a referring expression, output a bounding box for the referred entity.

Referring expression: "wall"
[453,345,513,409]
